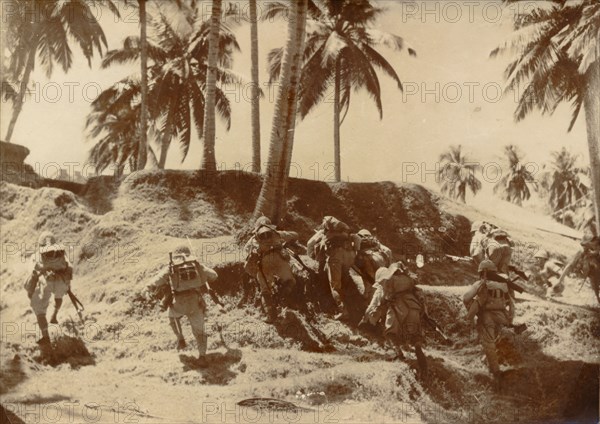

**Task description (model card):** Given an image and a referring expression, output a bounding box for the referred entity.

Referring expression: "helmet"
[581,234,599,249]
[534,249,549,259]
[490,229,509,239]
[254,216,272,229]
[357,229,372,237]
[173,245,191,255]
[38,231,63,253]
[478,260,497,273]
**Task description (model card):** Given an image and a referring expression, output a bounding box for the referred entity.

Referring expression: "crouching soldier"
[354,229,392,285]
[533,250,564,296]
[556,234,600,303]
[359,262,428,380]
[464,260,519,388]
[470,221,491,265]
[24,231,73,346]
[484,229,513,274]
[147,245,218,367]
[244,217,299,322]
[308,216,360,321]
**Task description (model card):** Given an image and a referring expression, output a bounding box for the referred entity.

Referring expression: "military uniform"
[557,235,600,303]
[533,250,564,295]
[469,221,490,264]
[354,229,392,285]
[464,260,516,382]
[244,217,299,320]
[483,229,513,274]
[362,263,428,378]
[308,217,360,320]
[148,246,218,363]
[24,232,73,345]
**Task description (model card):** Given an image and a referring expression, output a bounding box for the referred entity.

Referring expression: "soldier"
[307,216,360,321]
[464,260,516,387]
[147,245,218,367]
[556,234,599,303]
[532,249,564,296]
[470,221,490,264]
[354,229,392,284]
[484,228,513,274]
[359,262,428,380]
[24,231,73,346]
[243,217,299,322]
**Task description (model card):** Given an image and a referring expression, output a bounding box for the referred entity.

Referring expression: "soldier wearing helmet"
[354,229,392,289]
[463,258,518,387]
[483,228,514,274]
[533,249,564,295]
[146,243,218,367]
[243,216,299,323]
[470,221,491,265]
[24,231,73,346]
[556,233,600,303]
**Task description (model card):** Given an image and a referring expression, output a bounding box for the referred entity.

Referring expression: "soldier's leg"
[50,298,62,324]
[384,309,405,360]
[30,281,53,344]
[477,313,501,378]
[168,308,186,349]
[49,280,69,324]
[326,249,349,319]
[256,265,277,322]
[187,307,207,361]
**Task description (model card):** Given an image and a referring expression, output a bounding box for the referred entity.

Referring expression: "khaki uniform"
[539,259,563,294]
[149,263,217,357]
[484,237,512,274]
[355,236,392,284]
[26,256,72,315]
[470,232,487,264]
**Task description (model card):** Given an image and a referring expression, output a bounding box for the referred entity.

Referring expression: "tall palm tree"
[545,148,589,214]
[138,0,149,170]
[249,0,261,173]
[492,0,600,232]
[4,0,118,143]
[494,145,536,205]
[253,0,308,222]
[267,0,416,182]
[89,9,239,171]
[438,145,482,203]
[201,0,223,171]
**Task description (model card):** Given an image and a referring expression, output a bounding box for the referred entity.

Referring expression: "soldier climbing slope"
[24,231,73,347]
[470,221,491,264]
[483,228,513,274]
[464,260,525,389]
[354,229,392,285]
[532,249,564,296]
[146,245,218,367]
[243,217,300,322]
[556,234,600,304]
[307,216,361,321]
[359,262,429,381]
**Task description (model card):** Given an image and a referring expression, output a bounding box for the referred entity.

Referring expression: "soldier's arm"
[557,249,584,286]
[147,268,170,291]
[201,264,219,283]
[278,231,299,243]
[24,263,43,298]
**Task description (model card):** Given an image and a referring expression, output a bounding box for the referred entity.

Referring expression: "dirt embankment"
[1,171,598,424]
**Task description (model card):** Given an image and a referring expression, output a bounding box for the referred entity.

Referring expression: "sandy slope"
[1,173,598,424]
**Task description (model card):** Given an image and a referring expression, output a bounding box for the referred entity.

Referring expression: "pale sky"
[1,1,590,194]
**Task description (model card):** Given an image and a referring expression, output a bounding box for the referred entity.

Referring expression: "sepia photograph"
[1,0,599,423]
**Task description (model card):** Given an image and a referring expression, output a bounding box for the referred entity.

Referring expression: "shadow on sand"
[178,348,243,385]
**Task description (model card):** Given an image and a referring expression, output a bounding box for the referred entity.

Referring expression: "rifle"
[422,313,451,344]
[445,254,474,263]
[488,273,526,294]
[508,265,529,282]
[67,290,85,323]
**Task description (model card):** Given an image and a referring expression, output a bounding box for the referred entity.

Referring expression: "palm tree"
[4,0,118,143]
[253,0,308,222]
[492,0,600,232]
[249,0,261,173]
[493,145,536,205]
[267,0,416,182]
[438,145,482,203]
[201,0,223,171]
[545,148,589,214]
[89,9,239,171]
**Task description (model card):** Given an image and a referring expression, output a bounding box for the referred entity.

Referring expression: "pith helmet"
[357,229,372,237]
[38,231,64,253]
[173,245,191,255]
[478,259,497,273]
[471,221,484,232]
[534,249,549,259]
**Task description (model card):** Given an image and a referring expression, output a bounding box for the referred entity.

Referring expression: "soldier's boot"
[483,342,502,390]
[36,314,51,346]
[169,317,186,350]
[50,298,63,324]
[385,334,406,361]
[414,343,429,382]
[261,291,278,323]
[331,290,350,322]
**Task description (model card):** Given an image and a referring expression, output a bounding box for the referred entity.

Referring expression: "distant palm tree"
[4,0,119,143]
[267,0,416,182]
[89,9,240,171]
[492,0,600,232]
[438,145,482,203]
[546,148,588,213]
[494,145,536,206]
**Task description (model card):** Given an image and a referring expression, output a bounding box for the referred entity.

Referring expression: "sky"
[0,0,591,197]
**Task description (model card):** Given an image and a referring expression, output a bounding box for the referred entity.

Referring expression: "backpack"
[359,235,380,251]
[169,253,205,292]
[323,217,350,234]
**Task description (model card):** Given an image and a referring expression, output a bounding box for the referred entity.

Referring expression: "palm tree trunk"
[201,0,222,171]
[253,0,306,222]
[250,0,261,173]
[583,50,600,234]
[333,57,341,182]
[4,50,35,143]
[158,138,171,169]
[137,0,148,170]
